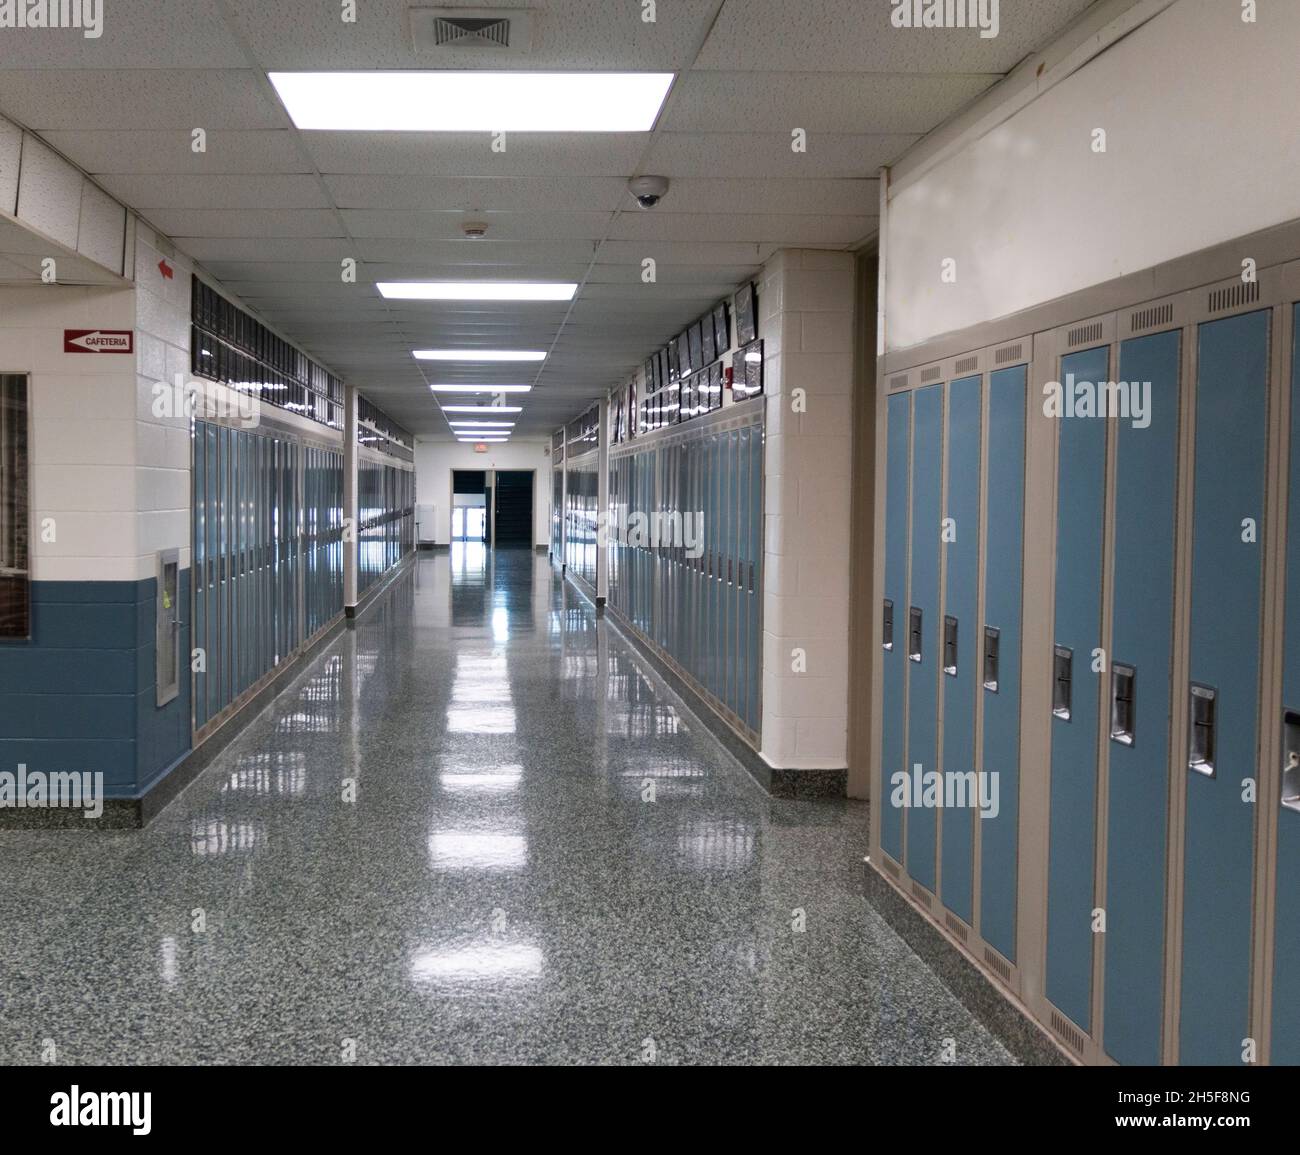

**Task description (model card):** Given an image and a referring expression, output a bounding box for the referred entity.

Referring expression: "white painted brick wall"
[758,249,855,771]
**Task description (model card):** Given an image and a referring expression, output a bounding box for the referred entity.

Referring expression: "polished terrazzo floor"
[0,548,1012,1065]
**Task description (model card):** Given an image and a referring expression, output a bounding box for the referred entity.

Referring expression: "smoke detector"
[461,220,490,239]
[409,8,535,53]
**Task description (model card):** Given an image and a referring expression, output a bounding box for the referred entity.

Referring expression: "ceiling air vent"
[410,8,534,53]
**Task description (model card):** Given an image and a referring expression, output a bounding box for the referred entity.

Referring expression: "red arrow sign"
[158,258,174,280]
[64,329,134,354]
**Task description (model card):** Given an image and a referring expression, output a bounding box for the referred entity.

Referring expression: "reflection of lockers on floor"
[870,252,1300,1066]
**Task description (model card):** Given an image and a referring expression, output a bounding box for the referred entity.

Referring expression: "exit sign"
[473,443,489,453]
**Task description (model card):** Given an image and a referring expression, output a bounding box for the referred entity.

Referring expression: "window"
[1111,663,1136,746]
[0,375,29,641]
[1053,646,1073,721]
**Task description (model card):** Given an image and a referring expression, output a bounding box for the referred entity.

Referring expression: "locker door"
[881,391,912,864]
[1103,328,1181,1066]
[738,426,752,730]
[1272,301,1300,1063]
[979,364,1027,963]
[205,422,219,720]
[907,383,943,891]
[193,424,207,729]
[724,429,738,715]
[708,433,721,699]
[749,424,763,732]
[941,374,982,925]
[1046,343,1109,1034]
[1180,308,1270,1065]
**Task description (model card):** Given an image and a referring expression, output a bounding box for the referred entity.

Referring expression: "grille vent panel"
[1068,321,1104,348]
[1208,280,1261,314]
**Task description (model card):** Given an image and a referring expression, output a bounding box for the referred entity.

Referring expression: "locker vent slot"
[920,366,942,383]
[1130,303,1174,333]
[1067,322,1104,348]
[911,881,934,909]
[1208,280,1261,314]
[909,607,923,663]
[955,356,979,375]
[881,856,901,879]
[1189,683,1217,777]
[1050,1010,1086,1056]
[890,374,909,390]
[1283,710,1300,812]
[984,948,1013,985]
[944,912,970,942]
[994,343,1024,365]
[1053,646,1073,721]
[882,598,894,651]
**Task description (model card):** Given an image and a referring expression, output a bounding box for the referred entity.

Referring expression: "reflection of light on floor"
[223,753,307,797]
[409,942,543,984]
[451,542,487,572]
[428,831,528,870]
[159,935,179,989]
[491,606,510,641]
[440,770,523,794]
[676,819,758,871]
[446,706,517,733]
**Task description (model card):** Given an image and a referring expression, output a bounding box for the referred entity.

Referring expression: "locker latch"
[1110,663,1136,747]
[1284,710,1300,812]
[1053,646,1073,721]
[882,599,894,651]
[983,626,1000,693]
[1189,683,1217,777]
[943,615,958,677]
[908,607,923,663]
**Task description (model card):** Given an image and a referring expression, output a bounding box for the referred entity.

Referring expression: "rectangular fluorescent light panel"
[415,351,546,362]
[449,421,515,428]
[441,405,523,414]
[379,282,576,302]
[429,384,532,394]
[269,72,674,132]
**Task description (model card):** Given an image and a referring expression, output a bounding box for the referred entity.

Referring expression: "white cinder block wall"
[413,438,552,548]
[758,249,855,770]
[133,223,194,576]
[0,284,139,583]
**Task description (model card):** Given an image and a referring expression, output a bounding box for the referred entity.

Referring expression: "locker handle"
[1052,646,1073,721]
[942,615,958,677]
[983,626,999,692]
[882,599,894,651]
[908,607,922,663]
[1283,709,1300,812]
[1110,663,1136,747]
[1189,683,1217,777]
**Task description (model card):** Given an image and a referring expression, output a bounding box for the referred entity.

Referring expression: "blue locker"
[1273,302,1300,1063]
[907,384,944,891]
[941,374,983,924]
[1046,344,1109,1033]
[881,392,912,863]
[750,426,763,732]
[980,364,1027,963]
[1181,308,1269,1065]
[1103,329,1182,1065]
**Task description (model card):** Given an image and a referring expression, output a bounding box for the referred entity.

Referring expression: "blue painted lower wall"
[0,573,192,799]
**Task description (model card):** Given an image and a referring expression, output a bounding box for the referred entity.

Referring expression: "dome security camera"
[628,175,670,209]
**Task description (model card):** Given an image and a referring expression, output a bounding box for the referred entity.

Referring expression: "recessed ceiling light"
[415,350,546,362]
[380,282,577,302]
[449,420,515,428]
[429,384,533,394]
[268,71,675,133]
[441,405,524,414]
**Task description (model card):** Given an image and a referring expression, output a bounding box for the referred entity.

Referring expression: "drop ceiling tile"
[341,209,614,241]
[40,130,308,175]
[145,208,342,238]
[646,131,917,177]
[610,211,873,246]
[0,70,285,130]
[99,173,330,210]
[323,174,628,213]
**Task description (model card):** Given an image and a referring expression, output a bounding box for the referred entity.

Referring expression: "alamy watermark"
[0,764,104,819]
[891,764,1001,819]
[0,0,103,38]
[151,373,262,429]
[890,0,999,39]
[599,504,704,558]
[1043,374,1151,429]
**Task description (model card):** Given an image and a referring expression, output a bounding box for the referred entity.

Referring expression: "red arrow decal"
[158,259,174,280]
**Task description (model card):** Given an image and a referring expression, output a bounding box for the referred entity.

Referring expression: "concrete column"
[757,249,855,771]
[343,385,359,609]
